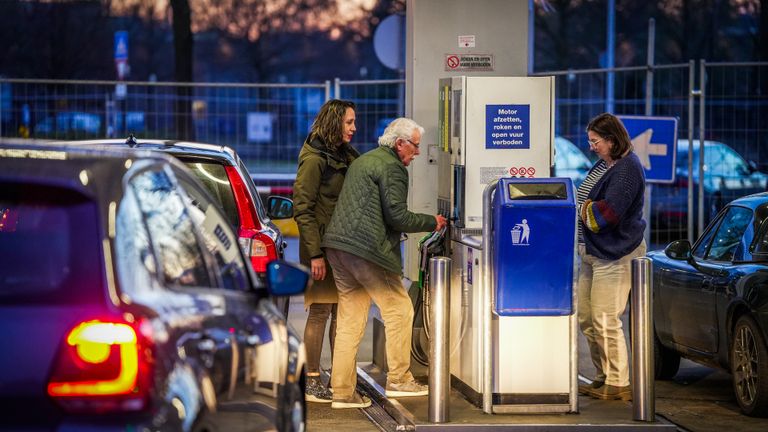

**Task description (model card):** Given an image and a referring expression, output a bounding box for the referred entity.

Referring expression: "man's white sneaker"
[385,380,429,397]
[331,392,372,409]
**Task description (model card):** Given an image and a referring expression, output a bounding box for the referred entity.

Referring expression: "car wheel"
[731,315,768,417]
[654,332,680,380]
[277,375,306,432]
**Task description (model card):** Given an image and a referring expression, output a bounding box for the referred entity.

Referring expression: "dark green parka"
[321,145,436,274]
[293,136,359,306]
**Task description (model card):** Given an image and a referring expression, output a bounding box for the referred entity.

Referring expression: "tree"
[759,0,768,60]
[193,0,346,81]
[170,0,194,140]
[534,0,605,71]
[0,1,112,79]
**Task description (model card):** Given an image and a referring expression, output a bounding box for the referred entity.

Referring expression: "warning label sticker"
[479,166,508,184]
[445,54,494,71]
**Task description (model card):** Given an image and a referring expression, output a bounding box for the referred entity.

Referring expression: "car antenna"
[125,134,138,148]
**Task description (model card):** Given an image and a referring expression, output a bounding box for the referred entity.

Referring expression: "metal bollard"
[428,256,451,423]
[631,257,654,421]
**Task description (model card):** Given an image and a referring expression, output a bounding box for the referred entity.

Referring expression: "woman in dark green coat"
[293,99,359,402]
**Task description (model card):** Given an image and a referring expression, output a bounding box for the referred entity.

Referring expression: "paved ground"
[654,364,768,432]
[284,290,379,432]
[283,237,392,431]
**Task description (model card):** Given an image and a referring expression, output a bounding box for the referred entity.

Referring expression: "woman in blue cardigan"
[576,113,646,401]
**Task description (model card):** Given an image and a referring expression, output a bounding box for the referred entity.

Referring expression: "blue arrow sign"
[618,115,678,184]
[114,31,129,61]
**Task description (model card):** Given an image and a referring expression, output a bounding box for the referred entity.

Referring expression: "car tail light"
[0,208,19,232]
[226,166,277,274]
[238,229,277,273]
[47,318,153,413]
[238,228,278,273]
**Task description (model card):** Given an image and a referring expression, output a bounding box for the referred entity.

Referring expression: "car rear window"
[0,183,104,305]
[182,161,240,228]
[239,159,269,222]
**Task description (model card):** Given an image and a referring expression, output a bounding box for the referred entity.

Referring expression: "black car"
[648,192,768,417]
[0,143,308,430]
[650,140,768,241]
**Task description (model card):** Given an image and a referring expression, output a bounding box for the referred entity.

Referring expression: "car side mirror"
[665,240,692,261]
[266,260,309,297]
[267,196,294,220]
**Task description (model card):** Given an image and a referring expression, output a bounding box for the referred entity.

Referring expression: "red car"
[68,137,293,281]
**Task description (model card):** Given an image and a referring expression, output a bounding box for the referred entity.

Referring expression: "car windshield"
[677,141,750,177]
[182,160,240,228]
[0,183,104,305]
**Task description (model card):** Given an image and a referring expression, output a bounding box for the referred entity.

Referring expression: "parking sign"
[618,116,678,184]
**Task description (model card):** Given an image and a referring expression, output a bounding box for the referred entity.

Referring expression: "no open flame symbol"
[508,166,536,177]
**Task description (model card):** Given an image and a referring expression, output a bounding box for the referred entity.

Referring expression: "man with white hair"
[322,117,448,409]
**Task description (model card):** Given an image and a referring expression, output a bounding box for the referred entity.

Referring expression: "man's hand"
[434,214,448,231]
[310,257,326,281]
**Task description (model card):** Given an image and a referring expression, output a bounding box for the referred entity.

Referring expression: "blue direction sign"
[114,31,129,61]
[618,115,678,184]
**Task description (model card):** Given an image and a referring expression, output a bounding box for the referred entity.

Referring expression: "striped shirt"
[577,160,608,243]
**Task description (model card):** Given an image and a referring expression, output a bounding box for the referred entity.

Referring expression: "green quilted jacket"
[322,146,436,275]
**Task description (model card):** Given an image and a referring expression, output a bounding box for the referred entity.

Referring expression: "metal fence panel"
[0,79,330,174]
[335,78,405,155]
[536,64,693,247]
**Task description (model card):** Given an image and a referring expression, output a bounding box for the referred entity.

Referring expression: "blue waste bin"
[493,177,576,316]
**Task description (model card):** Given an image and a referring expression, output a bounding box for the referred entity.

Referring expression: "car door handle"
[245,333,262,347]
[197,338,216,352]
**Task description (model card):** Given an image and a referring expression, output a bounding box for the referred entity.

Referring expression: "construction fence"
[1,61,767,244]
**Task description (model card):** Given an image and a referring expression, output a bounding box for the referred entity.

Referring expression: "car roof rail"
[125,134,138,147]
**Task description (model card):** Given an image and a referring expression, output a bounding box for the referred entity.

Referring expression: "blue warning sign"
[486,104,530,150]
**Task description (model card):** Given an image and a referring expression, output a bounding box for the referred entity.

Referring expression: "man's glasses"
[405,138,420,148]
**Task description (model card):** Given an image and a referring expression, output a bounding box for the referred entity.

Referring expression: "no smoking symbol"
[526,167,536,176]
[446,55,460,69]
[509,167,519,176]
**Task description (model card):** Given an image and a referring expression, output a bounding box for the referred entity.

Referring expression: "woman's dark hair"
[586,113,632,160]
[309,99,356,148]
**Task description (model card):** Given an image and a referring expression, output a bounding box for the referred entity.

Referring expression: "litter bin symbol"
[511,226,522,244]
[510,219,529,245]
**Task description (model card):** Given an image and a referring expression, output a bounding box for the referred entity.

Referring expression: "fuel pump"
[433,76,578,414]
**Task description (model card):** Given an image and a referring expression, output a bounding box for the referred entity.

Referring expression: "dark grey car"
[649,192,768,417]
[0,142,308,431]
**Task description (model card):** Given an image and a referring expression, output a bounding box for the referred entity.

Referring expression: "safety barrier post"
[631,257,654,421]
[428,256,451,423]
